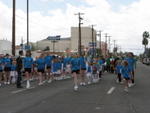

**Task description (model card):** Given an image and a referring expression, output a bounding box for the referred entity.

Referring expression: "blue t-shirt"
[45,56,53,67]
[124,57,136,71]
[23,57,33,69]
[86,65,92,73]
[79,57,86,69]
[3,57,12,68]
[52,62,61,72]
[71,58,80,71]
[121,66,131,78]
[63,57,71,67]
[11,64,17,71]
[116,64,122,74]
[0,58,4,71]
[36,58,46,70]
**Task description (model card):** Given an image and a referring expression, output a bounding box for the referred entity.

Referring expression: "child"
[10,58,18,84]
[86,62,93,85]
[0,56,4,86]
[92,58,99,83]
[115,60,123,83]
[121,61,131,92]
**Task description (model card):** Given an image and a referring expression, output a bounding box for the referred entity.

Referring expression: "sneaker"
[124,87,128,92]
[88,82,91,85]
[38,82,43,86]
[26,80,30,89]
[7,82,10,85]
[48,79,52,83]
[74,85,78,91]
[116,79,119,83]
[82,82,86,86]
[80,82,83,86]
[128,83,132,88]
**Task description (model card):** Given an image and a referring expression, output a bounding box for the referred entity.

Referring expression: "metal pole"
[12,0,16,56]
[27,0,29,46]
[105,33,108,57]
[92,25,94,58]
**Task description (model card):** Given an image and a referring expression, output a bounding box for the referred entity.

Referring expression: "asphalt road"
[0,62,150,113]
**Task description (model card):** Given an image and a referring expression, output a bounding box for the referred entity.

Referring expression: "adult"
[16,50,24,88]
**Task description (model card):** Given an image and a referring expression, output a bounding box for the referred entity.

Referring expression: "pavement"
[0,62,150,113]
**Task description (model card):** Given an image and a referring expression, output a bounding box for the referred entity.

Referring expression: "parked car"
[142,58,150,65]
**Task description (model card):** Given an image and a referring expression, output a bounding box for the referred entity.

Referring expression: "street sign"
[47,35,61,40]
[89,42,96,47]
[25,45,31,50]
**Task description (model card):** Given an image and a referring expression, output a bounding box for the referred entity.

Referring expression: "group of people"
[0,50,136,92]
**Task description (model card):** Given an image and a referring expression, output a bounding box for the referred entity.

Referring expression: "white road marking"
[107,87,116,95]
[11,87,35,94]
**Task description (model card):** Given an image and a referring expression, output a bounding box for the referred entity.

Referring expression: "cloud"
[0,0,150,55]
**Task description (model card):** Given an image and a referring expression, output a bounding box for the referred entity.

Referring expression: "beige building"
[36,38,71,52]
[35,27,98,53]
[71,27,97,51]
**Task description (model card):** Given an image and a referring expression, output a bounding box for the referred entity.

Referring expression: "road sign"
[47,35,61,40]
[89,42,96,47]
[25,45,31,50]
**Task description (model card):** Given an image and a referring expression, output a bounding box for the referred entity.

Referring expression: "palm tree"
[142,38,148,53]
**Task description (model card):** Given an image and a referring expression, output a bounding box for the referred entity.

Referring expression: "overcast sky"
[0,0,150,55]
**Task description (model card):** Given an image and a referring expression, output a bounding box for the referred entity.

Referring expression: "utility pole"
[108,36,111,53]
[12,0,16,56]
[91,25,96,58]
[97,30,102,54]
[113,40,116,54]
[27,0,29,46]
[105,33,108,57]
[75,12,84,56]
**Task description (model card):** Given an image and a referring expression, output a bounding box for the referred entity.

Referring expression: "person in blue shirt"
[10,58,17,84]
[124,52,136,85]
[3,54,12,85]
[98,57,104,79]
[121,61,132,92]
[23,51,33,89]
[71,54,80,91]
[51,57,62,80]
[0,55,4,86]
[86,62,93,85]
[115,60,123,83]
[79,54,86,86]
[45,53,53,83]
[35,53,46,85]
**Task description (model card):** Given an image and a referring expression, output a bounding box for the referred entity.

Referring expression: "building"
[36,37,71,52]
[71,27,97,51]
[0,39,11,55]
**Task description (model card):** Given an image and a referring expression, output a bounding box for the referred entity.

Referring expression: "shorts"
[72,70,80,74]
[37,69,45,73]
[124,77,130,80]
[4,67,11,72]
[25,68,32,73]
[81,68,86,70]
[46,66,51,69]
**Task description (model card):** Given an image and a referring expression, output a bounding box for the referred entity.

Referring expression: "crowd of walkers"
[0,50,136,92]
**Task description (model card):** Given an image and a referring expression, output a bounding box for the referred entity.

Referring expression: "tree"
[43,46,50,51]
